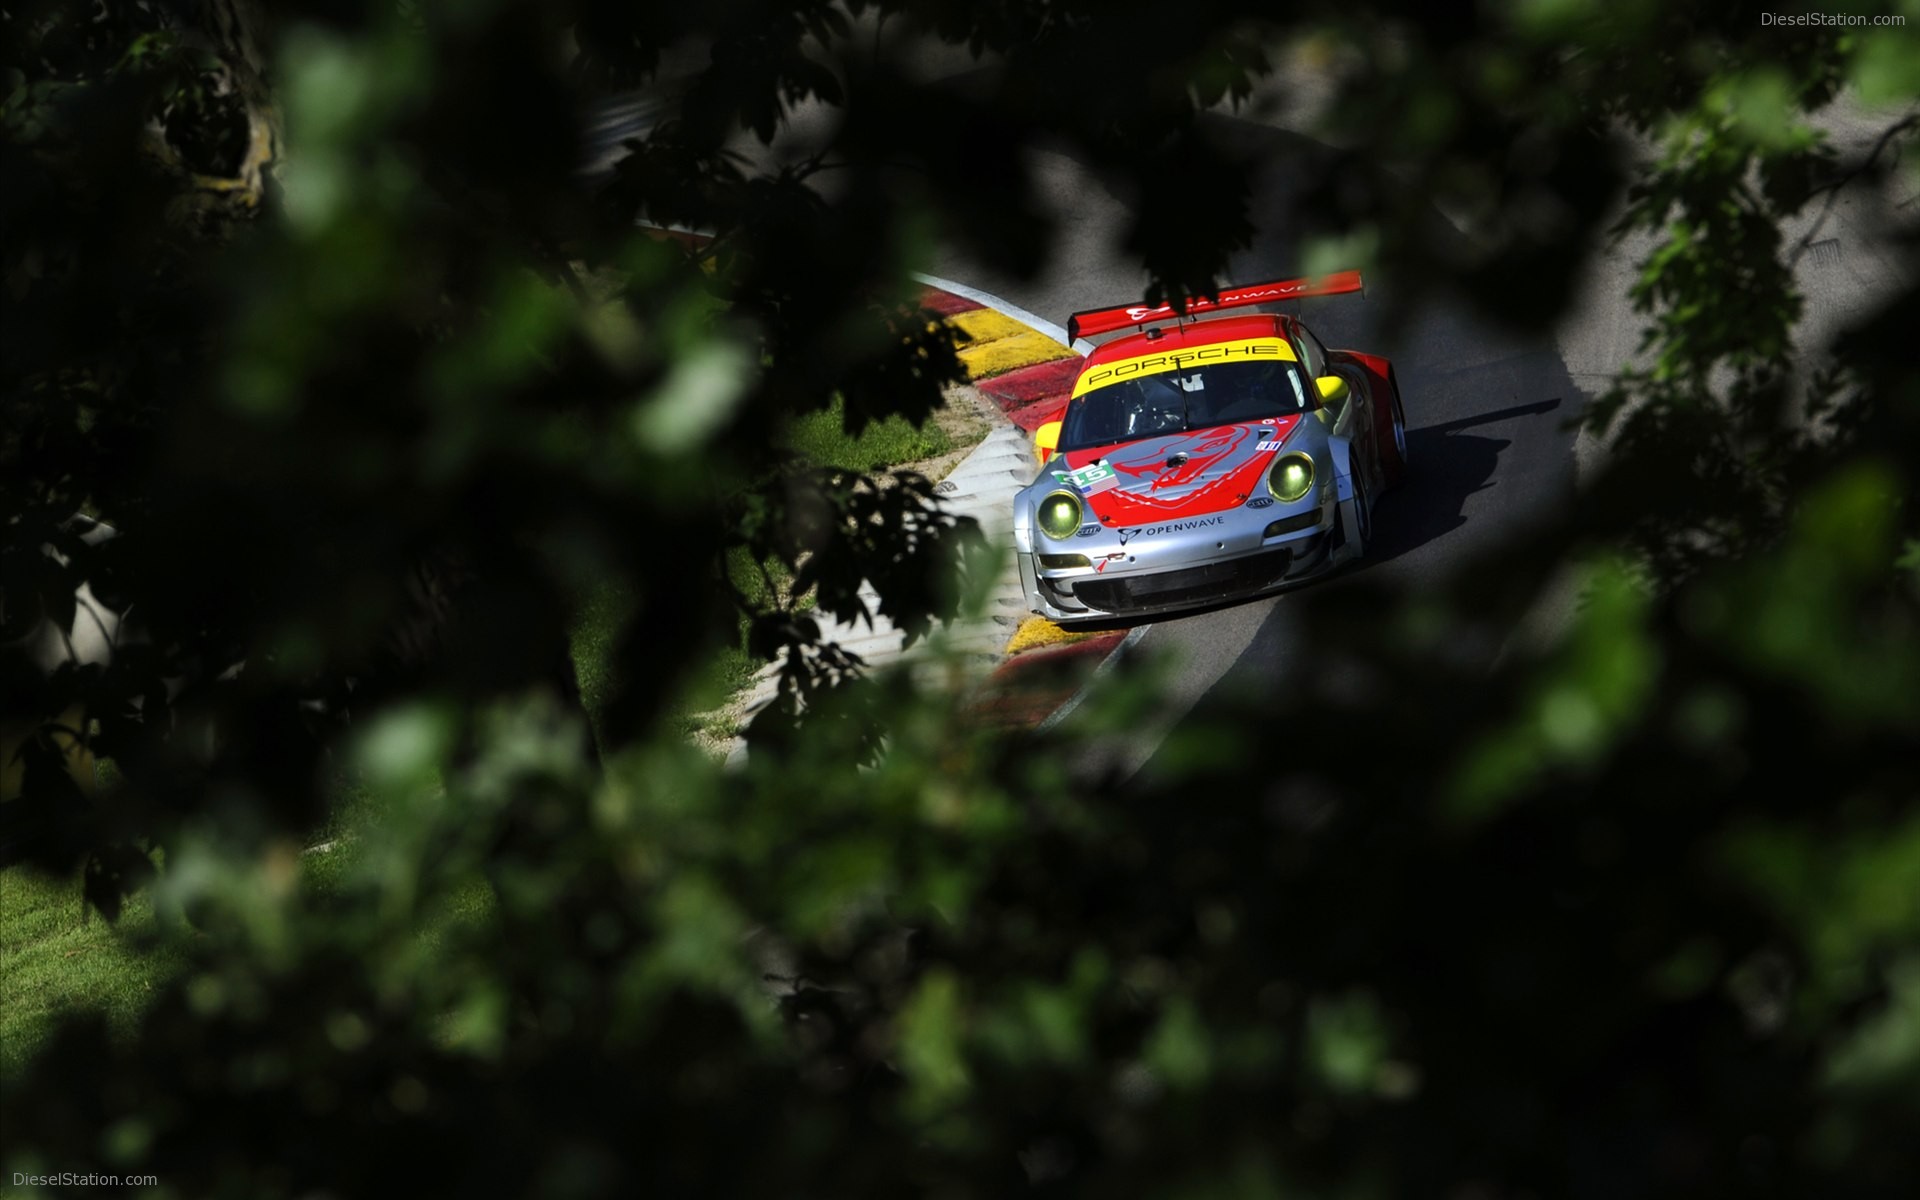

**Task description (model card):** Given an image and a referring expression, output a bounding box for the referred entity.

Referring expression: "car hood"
[1055,417,1305,527]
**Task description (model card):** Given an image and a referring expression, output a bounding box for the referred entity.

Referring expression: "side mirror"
[1315,375,1350,405]
[1034,419,1062,466]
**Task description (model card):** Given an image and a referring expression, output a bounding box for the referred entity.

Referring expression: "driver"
[1122,376,1190,437]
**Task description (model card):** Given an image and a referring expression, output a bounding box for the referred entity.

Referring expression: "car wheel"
[1350,462,1372,550]
[1381,374,1408,486]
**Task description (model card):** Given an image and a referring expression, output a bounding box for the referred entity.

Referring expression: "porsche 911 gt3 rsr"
[1013,271,1407,622]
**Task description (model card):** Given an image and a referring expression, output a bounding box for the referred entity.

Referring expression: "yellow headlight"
[1036,490,1084,540]
[1268,453,1314,503]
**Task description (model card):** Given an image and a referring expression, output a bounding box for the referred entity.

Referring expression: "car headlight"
[1036,490,1083,540]
[1268,453,1314,503]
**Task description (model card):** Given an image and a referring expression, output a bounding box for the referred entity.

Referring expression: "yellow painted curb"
[946,309,1077,380]
[1004,616,1093,656]
[947,308,1034,344]
[959,330,1077,380]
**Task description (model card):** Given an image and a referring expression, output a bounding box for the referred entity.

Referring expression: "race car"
[1013,271,1407,622]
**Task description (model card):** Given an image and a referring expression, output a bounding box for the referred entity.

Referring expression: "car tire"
[1349,462,1372,551]
[1380,373,1409,488]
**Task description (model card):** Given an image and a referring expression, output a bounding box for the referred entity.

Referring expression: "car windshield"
[1058,359,1313,452]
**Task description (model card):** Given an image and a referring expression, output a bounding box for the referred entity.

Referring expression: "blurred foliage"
[3,0,1919,1196]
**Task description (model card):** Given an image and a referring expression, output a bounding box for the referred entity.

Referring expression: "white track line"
[911,272,1094,356]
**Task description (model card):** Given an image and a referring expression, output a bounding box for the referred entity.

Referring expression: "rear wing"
[1065,270,1365,342]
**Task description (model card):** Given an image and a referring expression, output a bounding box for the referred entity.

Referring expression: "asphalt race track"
[919,99,1913,779]
[584,77,1915,776]
[925,120,1586,777]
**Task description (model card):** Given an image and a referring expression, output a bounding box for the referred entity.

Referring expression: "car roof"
[1083,312,1295,367]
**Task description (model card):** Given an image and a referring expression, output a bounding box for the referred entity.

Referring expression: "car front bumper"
[1017,498,1344,623]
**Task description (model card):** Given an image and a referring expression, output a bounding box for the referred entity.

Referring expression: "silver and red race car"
[1013,272,1407,622]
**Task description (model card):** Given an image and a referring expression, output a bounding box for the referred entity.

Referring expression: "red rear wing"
[1066,270,1366,342]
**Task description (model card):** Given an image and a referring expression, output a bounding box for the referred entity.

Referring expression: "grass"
[0,866,185,1079]
[0,783,496,1081]
[568,573,754,743]
[781,396,953,473]
[570,579,640,735]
